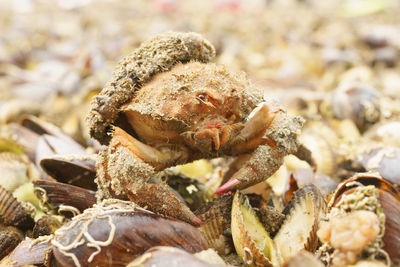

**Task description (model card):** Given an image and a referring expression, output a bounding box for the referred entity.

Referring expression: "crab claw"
[126,181,202,226]
[215,178,239,195]
[215,108,304,195]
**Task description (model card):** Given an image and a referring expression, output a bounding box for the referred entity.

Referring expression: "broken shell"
[39,154,97,191]
[33,179,97,214]
[0,226,23,261]
[195,195,234,255]
[52,199,208,267]
[0,185,34,231]
[231,191,281,267]
[32,215,61,238]
[273,185,326,262]
[127,246,229,267]
[328,172,400,266]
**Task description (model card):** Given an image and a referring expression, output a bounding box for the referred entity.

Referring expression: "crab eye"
[197,93,207,100]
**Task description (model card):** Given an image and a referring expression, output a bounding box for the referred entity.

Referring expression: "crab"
[87,32,304,225]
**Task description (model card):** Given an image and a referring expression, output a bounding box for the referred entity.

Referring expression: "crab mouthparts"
[194,127,222,151]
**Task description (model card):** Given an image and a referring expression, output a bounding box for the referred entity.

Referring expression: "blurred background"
[0,0,400,142]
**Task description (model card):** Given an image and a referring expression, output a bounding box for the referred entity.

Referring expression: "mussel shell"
[354,147,400,186]
[231,191,280,267]
[39,154,97,191]
[273,185,326,262]
[33,179,97,214]
[330,83,381,132]
[127,246,228,267]
[6,237,53,266]
[195,195,233,255]
[378,190,400,265]
[52,199,208,267]
[331,172,400,205]
[0,226,23,261]
[0,185,34,230]
[19,115,74,142]
[330,172,400,265]
[257,204,285,237]
[33,215,62,238]
[8,123,40,161]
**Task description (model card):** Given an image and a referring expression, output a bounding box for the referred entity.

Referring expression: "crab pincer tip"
[215,178,240,195]
[192,216,202,225]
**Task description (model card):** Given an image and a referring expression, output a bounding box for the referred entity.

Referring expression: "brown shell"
[257,204,285,236]
[32,216,62,238]
[52,199,208,267]
[354,146,400,186]
[0,226,23,261]
[6,237,53,267]
[331,172,400,206]
[273,185,326,261]
[379,189,400,265]
[86,32,216,144]
[0,185,34,231]
[39,154,97,191]
[33,179,97,214]
[330,172,400,265]
[195,195,233,255]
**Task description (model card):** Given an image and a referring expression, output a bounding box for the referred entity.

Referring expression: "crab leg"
[111,127,187,170]
[97,127,200,225]
[216,111,304,194]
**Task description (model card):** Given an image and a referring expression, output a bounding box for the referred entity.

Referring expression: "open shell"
[273,185,326,262]
[329,172,400,265]
[39,154,97,191]
[231,191,281,267]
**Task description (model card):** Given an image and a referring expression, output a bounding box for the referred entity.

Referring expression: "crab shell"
[121,61,264,159]
[86,32,216,145]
